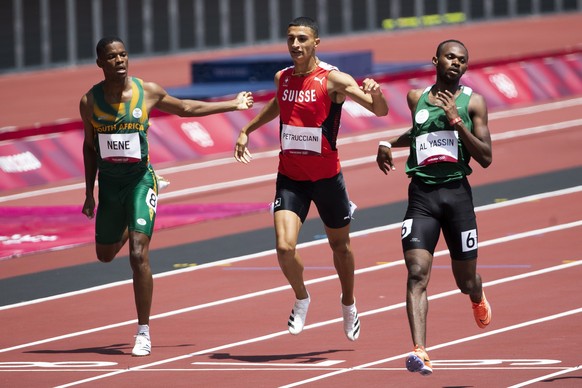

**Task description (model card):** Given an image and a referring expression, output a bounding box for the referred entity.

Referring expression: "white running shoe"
[131,332,151,357]
[288,294,310,335]
[341,297,360,341]
[156,175,170,192]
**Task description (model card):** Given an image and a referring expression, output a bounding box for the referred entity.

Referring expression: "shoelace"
[134,333,150,342]
[344,310,357,325]
[473,300,487,312]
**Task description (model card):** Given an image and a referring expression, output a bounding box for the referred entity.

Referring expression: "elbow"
[479,156,492,169]
[376,106,389,117]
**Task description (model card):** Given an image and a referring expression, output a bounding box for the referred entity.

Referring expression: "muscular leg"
[404,248,433,347]
[325,224,355,306]
[128,230,153,325]
[94,228,152,325]
[451,258,483,303]
[274,210,308,300]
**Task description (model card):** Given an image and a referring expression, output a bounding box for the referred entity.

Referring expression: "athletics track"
[1,13,581,388]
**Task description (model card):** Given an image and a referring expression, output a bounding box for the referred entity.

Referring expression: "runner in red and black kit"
[235,16,388,341]
[276,61,350,228]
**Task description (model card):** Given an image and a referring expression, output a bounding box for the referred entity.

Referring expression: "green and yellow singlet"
[91,77,150,181]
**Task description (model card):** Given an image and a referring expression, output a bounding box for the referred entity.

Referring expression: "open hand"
[235,91,254,110]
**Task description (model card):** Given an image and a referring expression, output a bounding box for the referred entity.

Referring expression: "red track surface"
[1,15,582,388]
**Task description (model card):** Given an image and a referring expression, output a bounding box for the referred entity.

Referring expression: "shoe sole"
[131,352,151,357]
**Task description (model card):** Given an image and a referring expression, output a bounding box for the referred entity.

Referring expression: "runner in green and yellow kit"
[80,37,253,357]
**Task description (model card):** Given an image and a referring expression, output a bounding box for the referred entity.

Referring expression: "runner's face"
[286,26,319,63]
[434,43,468,82]
[97,42,128,80]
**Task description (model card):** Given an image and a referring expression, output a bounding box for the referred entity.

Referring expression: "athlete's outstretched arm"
[144,81,253,117]
[234,97,280,163]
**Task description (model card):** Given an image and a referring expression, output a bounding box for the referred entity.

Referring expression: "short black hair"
[96,36,125,58]
[436,39,468,60]
[289,17,319,37]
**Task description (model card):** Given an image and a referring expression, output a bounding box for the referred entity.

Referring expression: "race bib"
[281,124,322,155]
[146,187,158,213]
[415,131,458,166]
[98,132,141,163]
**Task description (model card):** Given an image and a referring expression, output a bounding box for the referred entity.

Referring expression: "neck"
[104,76,129,90]
[293,59,319,76]
[102,77,131,102]
[434,81,460,94]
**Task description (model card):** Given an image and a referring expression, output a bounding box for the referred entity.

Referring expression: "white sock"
[137,324,150,337]
[342,298,356,310]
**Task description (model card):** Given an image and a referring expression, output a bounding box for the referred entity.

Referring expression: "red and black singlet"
[276,61,343,181]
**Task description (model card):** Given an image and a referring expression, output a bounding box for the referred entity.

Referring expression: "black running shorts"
[273,172,354,229]
[401,176,478,260]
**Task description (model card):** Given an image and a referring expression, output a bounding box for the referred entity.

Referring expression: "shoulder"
[81,81,102,101]
[468,90,487,110]
[79,88,94,110]
[141,79,166,97]
[79,91,94,121]
[406,88,425,102]
[406,88,427,111]
[275,68,289,82]
[80,89,92,103]
[327,68,356,87]
[318,61,338,72]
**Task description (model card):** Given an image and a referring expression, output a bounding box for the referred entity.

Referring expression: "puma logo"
[314,76,325,85]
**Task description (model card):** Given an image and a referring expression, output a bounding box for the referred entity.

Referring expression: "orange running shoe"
[472,290,492,328]
[406,344,433,376]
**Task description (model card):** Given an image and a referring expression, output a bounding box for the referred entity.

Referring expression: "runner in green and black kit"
[376,40,493,376]
[81,36,254,357]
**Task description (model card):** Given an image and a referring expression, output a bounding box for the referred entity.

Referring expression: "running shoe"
[288,294,310,335]
[406,344,433,375]
[472,290,492,328]
[341,298,360,341]
[131,332,151,357]
[156,175,170,191]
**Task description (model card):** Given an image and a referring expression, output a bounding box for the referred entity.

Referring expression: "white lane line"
[279,308,582,388]
[1,223,579,384]
[2,185,581,313]
[51,292,582,387]
[1,224,580,355]
[507,365,582,387]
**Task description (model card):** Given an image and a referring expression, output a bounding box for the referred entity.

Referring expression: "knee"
[456,279,477,295]
[407,263,428,283]
[276,241,296,260]
[129,247,150,272]
[329,240,351,258]
[405,253,430,286]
